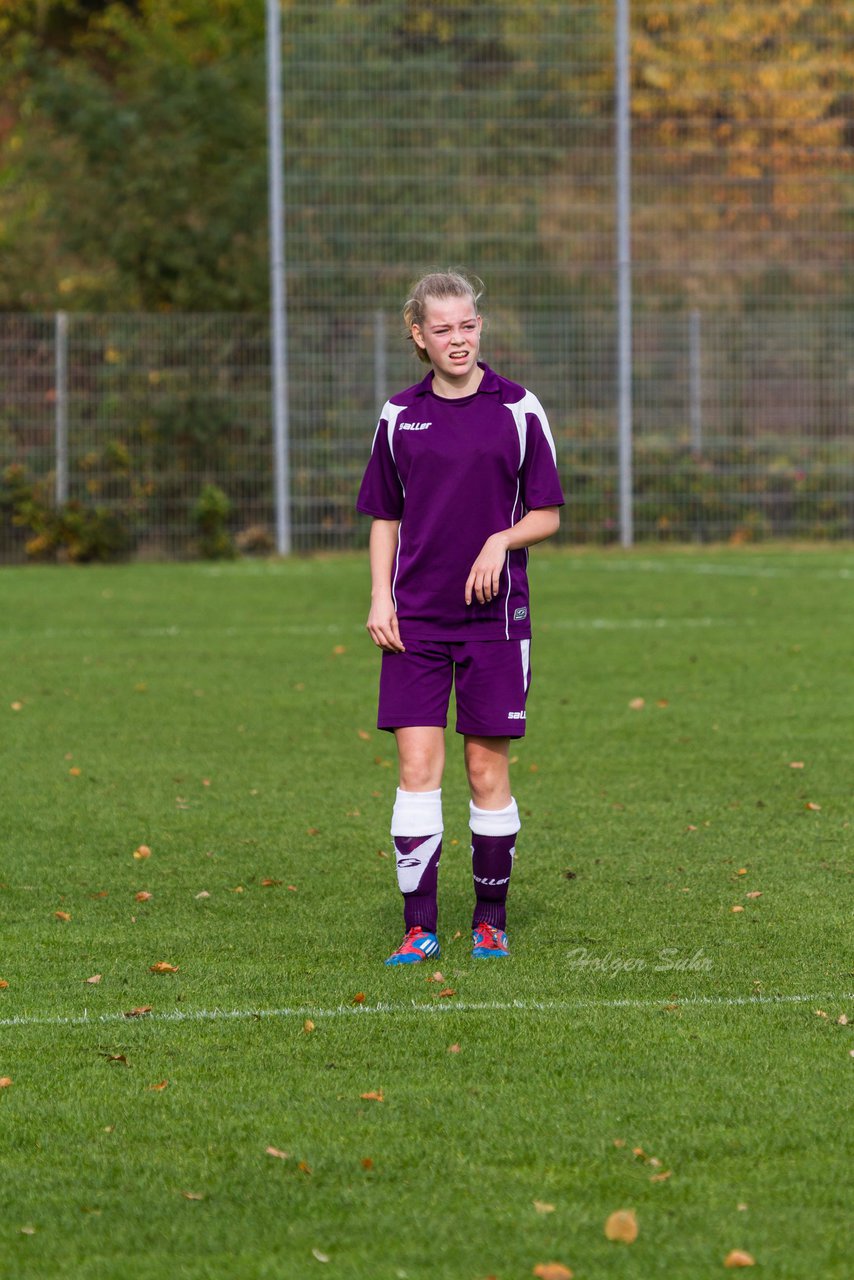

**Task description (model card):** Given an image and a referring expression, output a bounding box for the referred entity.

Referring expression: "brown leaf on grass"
[745,891,762,900]
[69,766,82,776]
[612,1138,626,1148]
[101,1054,128,1066]
[376,848,389,859]
[631,1147,647,1159]
[357,729,371,741]
[352,992,366,1004]
[231,885,245,894]
[604,1209,639,1243]
[360,1157,374,1170]
[133,845,151,859]
[11,701,23,712]
[55,911,72,922]
[135,891,152,902]
[628,697,645,710]
[147,1080,169,1091]
[533,1200,556,1214]
[303,1020,316,1034]
[447,1044,461,1054]
[332,645,347,656]
[180,1190,204,1201]
[360,1090,384,1102]
[297,1161,312,1175]
[0,1077,13,1088]
[266,1146,289,1159]
[261,878,282,887]
[149,962,179,974]
[805,801,821,811]
[86,975,103,988]
[814,1009,828,1019]
[737,868,748,876]
[425,971,446,983]
[287,885,298,891]
[789,761,804,769]
[123,1006,152,1018]
[650,1169,672,1183]
[307,827,320,836]
[89,891,108,899]
[312,1248,331,1263]
[195,891,210,899]
[532,1264,573,1280]
[20,1226,36,1235]
[438,988,456,998]
[837,1014,849,1026]
[724,1250,756,1268]
[0,980,9,989]
[730,905,745,913]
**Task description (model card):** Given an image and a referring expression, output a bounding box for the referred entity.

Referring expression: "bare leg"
[464,735,511,808]
[464,735,517,941]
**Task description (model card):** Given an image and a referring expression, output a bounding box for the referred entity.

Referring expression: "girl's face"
[411,295,482,384]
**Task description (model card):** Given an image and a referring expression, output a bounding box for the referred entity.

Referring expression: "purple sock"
[471,834,515,930]
[394,834,442,933]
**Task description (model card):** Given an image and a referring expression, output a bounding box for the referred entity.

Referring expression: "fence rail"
[2,308,852,561]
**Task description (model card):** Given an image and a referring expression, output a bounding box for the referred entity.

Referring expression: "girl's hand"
[367,598,405,652]
[465,533,509,605]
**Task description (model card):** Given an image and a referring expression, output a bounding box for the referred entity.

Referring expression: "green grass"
[1,547,853,1279]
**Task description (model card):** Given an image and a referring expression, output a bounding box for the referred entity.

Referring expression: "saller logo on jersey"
[507,710,527,720]
[399,422,431,431]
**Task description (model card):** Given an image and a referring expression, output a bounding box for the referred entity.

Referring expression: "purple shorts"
[378,639,532,738]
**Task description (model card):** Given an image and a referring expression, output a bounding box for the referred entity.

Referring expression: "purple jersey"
[356,363,565,641]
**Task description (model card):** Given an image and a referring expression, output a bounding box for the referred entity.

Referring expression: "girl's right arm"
[366,518,405,653]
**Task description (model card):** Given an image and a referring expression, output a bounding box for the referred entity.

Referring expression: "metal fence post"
[689,309,702,456]
[615,0,633,548]
[266,0,292,556]
[374,310,387,411]
[55,311,69,507]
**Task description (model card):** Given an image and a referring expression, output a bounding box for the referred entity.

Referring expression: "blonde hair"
[403,270,484,364]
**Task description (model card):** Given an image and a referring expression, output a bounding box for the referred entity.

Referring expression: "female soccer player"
[357,270,564,964]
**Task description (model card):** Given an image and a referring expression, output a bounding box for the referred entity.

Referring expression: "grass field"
[1,546,852,1279]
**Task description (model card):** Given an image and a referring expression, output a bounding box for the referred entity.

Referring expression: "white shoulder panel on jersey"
[506,390,558,469]
[383,400,407,464]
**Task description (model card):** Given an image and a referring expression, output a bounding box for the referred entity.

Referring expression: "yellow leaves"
[123,1005,152,1018]
[628,698,645,710]
[745,891,762,900]
[10,701,23,712]
[147,1080,169,1092]
[0,1077,13,1088]
[69,766,82,777]
[532,1265,573,1280]
[604,1209,639,1244]
[447,1043,461,1054]
[359,1090,384,1103]
[357,729,371,741]
[805,801,821,812]
[789,761,804,769]
[303,1020,316,1034]
[133,845,152,860]
[150,962,179,974]
[101,1053,128,1066]
[311,1248,331,1263]
[0,979,9,990]
[724,1250,756,1268]
[437,988,456,999]
[265,1146,289,1159]
[135,891,153,902]
[730,905,745,914]
[352,992,366,1005]
[85,974,102,985]
[261,878,282,887]
[55,911,72,922]
[180,1190,205,1201]
[533,1200,556,1214]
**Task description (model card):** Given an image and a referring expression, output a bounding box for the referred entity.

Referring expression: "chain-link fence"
[1,2,852,560]
[2,305,852,561]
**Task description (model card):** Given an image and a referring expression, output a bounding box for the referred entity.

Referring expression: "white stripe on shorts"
[520,638,531,690]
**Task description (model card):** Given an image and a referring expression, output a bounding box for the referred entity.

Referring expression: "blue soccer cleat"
[384,926,440,966]
[471,921,509,957]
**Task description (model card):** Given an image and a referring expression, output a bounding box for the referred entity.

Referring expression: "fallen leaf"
[745,891,762,899]
[69,766,82,776]
[425,971,446,983]
[532,1264,573,1280]
[686,824,698,831]
[124,1006,152,1018]
[452,930,463,941]
[789,761,804,769]
[231,885,245,894]
[332,645,347,655]
[55,911,72,922]
[604,1209,639,1243]
[361,1157,374,1170]
[447,1043,461,1054]
[737,868,748,876]
[357,730,371,741]
[376,849,389,859]
[353,993,366,1005]
[85,974,102,985]
[0,980,9,989]
[89,891,108,899]
[837,1014,849,1026]
[11,701,23,711]
[805,801,821,811]
[180,1190,204,1201]
[533,1200,556,1214]
[20,1226,36,1235]
[300,1020,316,1037]
[202,778,211,787]
[135,891,153,902]
[628,697,645,710]
[147,1080,169,1091]
[307,827,320,836]
[438,988,456,998]
[297,1161,312,1175]
[0,1077,13,1088]
[312,1248,330,1263]
[650,1169,672,1183]
[814,1009,828,1019]
[724,1250,756,1268]
[730,905,745,913]
[266,1146,289,1159]
[133,845,151,860]
[101,1054,128,1065]
[737,1202,749,1211]
[656,698,669,708]
[149,962,179,974]
[287,885,298,891]
[194,891,210,899]
[631,1147,647,1159]
[261,878,282,887]
[360,1090,384,1102]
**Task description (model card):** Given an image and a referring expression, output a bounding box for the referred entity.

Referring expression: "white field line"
[1,992,852,1032]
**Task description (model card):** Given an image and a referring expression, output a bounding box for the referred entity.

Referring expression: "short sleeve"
[356,413,404,520]
[520,401,565,510]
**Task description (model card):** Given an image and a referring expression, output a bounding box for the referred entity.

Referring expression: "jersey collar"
[414,362,501,398]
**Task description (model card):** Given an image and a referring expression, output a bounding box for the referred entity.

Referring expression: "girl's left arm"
[465,506,560,606]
